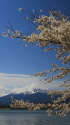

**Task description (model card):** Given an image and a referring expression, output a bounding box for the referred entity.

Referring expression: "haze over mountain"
[0,85,12,97]
[0,83,48,97]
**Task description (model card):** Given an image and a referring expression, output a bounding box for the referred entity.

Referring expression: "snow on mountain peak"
[0,83,48,97]
[13,83,48,94]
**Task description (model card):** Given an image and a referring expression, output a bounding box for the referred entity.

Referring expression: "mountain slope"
[0,83,50,107]
[0,93,52,107]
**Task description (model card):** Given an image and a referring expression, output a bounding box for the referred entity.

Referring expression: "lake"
[0,109,70,125]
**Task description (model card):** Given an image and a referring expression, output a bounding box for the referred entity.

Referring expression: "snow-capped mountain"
[0,83,50,106]
[12,83,48,94]
[0,83,69,107]
[0,83,48,97]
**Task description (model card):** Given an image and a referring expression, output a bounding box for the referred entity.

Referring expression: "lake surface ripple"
[0,110,70,125]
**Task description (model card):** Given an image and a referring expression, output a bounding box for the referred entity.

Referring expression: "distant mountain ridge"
[0,85,12,97]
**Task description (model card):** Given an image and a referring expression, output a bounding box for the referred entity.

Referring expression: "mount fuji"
[12,83,49,94]
[0,83,52,107]
[0,83,69,108]
[1,82,70,108]
[0,83,49,97]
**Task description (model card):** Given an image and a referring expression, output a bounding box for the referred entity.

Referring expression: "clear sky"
[0,0,70,90]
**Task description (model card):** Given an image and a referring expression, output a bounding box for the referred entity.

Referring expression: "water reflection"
[0,110,70,125]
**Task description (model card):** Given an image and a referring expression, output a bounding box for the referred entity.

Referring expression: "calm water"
[0,109,70,125]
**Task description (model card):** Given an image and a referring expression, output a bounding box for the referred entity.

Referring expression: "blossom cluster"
[3,9,70,116]
[10,98,47,110]
[10,98,70,117]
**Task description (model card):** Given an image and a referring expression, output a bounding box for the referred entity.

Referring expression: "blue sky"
[0,0,70,89]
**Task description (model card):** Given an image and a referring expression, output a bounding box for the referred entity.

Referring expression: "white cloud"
[0,73,63,90]
[0,73,40,88]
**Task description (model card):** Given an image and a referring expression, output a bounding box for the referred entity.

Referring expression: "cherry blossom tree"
[3,9,70,117]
